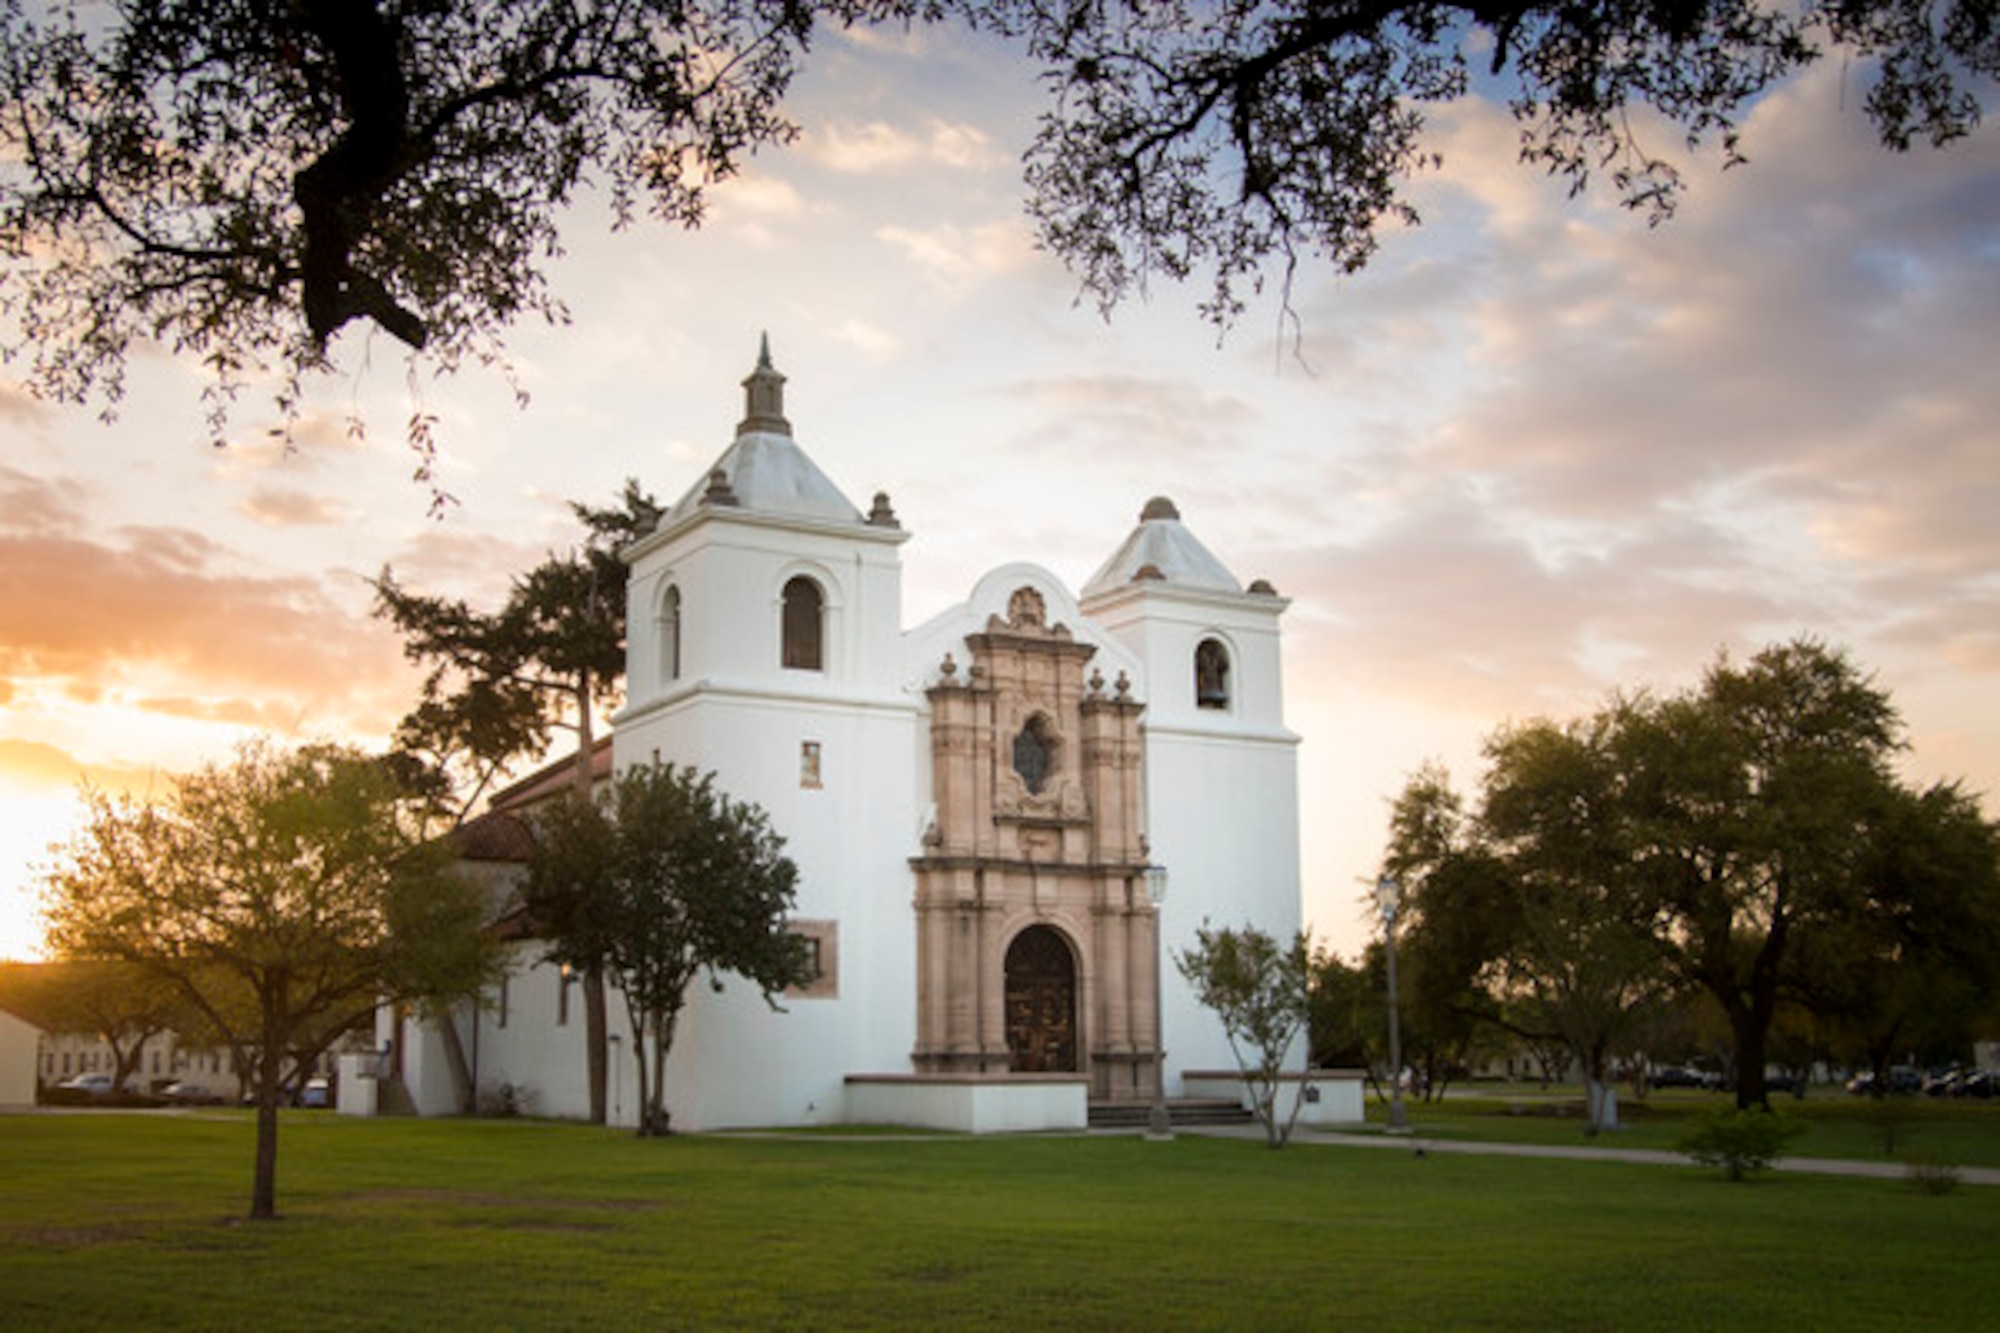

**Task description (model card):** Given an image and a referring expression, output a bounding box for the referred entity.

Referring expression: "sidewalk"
[1190,1122,2000,1185]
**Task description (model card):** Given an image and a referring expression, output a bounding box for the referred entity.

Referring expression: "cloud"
[0,471,410,734]
[716,174,803,219]
[829,319,902,360]
[807,119,1005,173]
[380,524,558,604]
[238,486,348,527]
[0,381,50,426]
[703,174,806,246]
[0,737,163,799]
[874,220,1034,295]
[0,466,88,533]
[1004,374,1256,462]
[1244,71,2000,727]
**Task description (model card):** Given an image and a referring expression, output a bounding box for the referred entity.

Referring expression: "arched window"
[781,576,824,671]
[1013,714,1055,794]
[1195,638,1230,710]
[661,585,682,682]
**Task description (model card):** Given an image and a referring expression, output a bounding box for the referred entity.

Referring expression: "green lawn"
[1361,1083,2000,1166]
[1,1110,1995,1331]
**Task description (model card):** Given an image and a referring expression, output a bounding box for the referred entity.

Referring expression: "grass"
[1361,1082,2000,1166]
[3,1109,1997,1331]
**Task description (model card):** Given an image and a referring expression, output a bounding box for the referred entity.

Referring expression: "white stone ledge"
[843,1073,1089,1134]
[1182,1068,1367,1127]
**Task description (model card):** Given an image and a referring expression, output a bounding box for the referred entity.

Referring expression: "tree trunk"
[572,685,609,1124]
[1585,1078,1619,1134]
[113,1037,145,1095]
[585,971,609,1124]
[642,1009,677,1136]
[1580,1039,1619,1135]
[1731,1006,1769,1110]
[249,1015,285,1220]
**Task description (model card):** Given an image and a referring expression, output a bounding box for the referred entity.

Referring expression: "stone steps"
[1087,1097,1254,1129]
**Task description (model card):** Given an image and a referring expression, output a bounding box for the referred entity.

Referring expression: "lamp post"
[608,1032,622,1127]
[1375,873,1410,1133]
[1145,864,1172,1141]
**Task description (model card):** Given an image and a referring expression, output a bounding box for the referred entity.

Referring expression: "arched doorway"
[1004,926,1077,1073]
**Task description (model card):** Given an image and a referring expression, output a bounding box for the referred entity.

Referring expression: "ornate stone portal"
[911,587,1161,1101]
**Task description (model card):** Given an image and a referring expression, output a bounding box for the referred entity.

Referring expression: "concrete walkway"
[1180,1121,2000,1185]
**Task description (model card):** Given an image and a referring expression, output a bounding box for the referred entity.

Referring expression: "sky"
[2,25,1997,963]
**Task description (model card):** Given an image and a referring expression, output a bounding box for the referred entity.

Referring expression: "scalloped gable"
[904,561,1145,693]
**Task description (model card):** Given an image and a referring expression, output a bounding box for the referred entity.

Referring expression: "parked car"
[55,1072,116,1097]
[1652,1066,1710,1089]
[1953,1070,1998,1099]
[1845,1066,1923,1095]
[1653,1065,1725,1090]
[298,1077,331,1108]
[160,1080,224,1105]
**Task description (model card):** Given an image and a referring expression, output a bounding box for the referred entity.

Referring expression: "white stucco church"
[364,340,1348,1132]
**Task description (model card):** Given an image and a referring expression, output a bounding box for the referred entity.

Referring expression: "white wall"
[612,499,922,1131]
[1083,580,1305,1092]
[0,1008,41,1105]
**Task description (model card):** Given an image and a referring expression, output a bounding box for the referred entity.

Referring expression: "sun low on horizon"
[0,778,84,961]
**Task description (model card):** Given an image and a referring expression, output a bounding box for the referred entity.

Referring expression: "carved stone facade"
[911,586,1161,1101]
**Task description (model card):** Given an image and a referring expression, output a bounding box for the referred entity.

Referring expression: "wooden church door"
[1004,926,1077,1073]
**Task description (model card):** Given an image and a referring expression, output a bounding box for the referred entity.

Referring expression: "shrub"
[477,1081,535,1118]
[1677,1106,1806,1181]
[1905,1155,1962,1196]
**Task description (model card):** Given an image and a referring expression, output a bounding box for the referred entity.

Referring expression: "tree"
[1176,923,1314,1147]
[4,3,1992,444]
[375,478,659,1119]
[521,762,814,1136]
[998,0,1998,325]
[40,738,502,1220]
[1386,733,1667,1133]
[1789,780,2000,1088]
[1306,946,1372,1070]
[1384,768,1513,1098]
[1479,716,1674,1130]
[0,959,187,1094]
[1394,638,1997,1112]
[375,480,660,830]
[1619,640,1915,1108]
[0,0,907,458]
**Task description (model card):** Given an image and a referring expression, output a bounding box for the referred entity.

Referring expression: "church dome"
[661,336,866,528]
[1080,497,1242,599]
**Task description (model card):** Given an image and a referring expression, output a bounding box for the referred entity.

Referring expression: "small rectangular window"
[498,975,511,1029]
[800,740,822,789]
[785,920,839,1000]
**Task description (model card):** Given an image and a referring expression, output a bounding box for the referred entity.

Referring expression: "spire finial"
[738,333,790,437]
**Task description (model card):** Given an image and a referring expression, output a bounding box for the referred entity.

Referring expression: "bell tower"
[612,338,921,1130]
